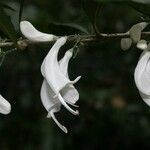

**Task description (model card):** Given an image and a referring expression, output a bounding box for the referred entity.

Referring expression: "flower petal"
[20,21,57,42]
[139,92,150,106]
[134,50,150,95]
[41,58,46,77]
[49,110,68,133]
[59,49,73,77]
[40,80,60,113]
[0,95,11,115]
[40,80,68,133]
[59,49,80,105]
[44,37,70,93]
[60,85,79,106]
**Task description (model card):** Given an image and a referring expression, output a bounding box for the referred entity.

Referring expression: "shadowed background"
[0,0,150,150]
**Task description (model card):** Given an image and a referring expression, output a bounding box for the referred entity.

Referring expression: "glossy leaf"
[48,22,89,35]
[0,2,15,11]
[19,0,25,22]
[0,8,17,42]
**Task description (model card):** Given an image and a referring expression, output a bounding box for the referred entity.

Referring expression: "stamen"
[47,111,68,133]
[65,100,79,107]
[58,93,79,115]
[70,76,81,84]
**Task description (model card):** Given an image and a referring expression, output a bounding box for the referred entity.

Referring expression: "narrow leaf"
[0,8,17,42]
[0,2,15,11]
[129,22,148,43]
[19,0,25,23]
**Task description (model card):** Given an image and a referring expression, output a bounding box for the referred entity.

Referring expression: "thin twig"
[0,31,150,48]
[5,48,17,55]
[0,42,14,47]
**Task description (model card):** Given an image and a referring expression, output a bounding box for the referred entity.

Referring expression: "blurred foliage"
[0,0,150,150]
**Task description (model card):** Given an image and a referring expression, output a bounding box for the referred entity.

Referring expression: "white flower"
[0,95,11,115]
[40,37,80,133]
[42,37,80,115]
[134,50,150,106]
[20,21,57,42]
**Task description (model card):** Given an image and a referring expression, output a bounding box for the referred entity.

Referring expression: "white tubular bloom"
[43,37,80,115]
[20,21,57,42]
[40,37,81,132]
[0,95,11,115]
[134,50,150,106]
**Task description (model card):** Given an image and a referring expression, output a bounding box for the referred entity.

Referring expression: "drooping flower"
[20,21,58,42]
[134,49,150,106]
[20,20,80,132]
[0,95,11,115]
[40,38,80,132]
[43,37,80,115]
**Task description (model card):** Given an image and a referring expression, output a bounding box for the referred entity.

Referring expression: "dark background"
[0,0,150,150]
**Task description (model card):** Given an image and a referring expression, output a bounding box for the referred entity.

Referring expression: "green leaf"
[48,22,89,35]
[0,2,15,11]
[95,0,150,16]
[19,0,25,23]
[0,8,17,42]
[129,3,150,16]
[129,22,148,43]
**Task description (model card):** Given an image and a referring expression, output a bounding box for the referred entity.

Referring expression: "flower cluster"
[20,21,80,133]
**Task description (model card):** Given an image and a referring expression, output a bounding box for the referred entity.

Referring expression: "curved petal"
[40,80,67,133]
[40,80,60,113]
[134,50,150,95]
[0,95,11,115]
[139,92,150,106]
[20,21,57,42]
[44,37,70,93]
[41,58,46,77]
[60,85,79,105]
[59,49,80,105]
[59,49,73,77]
